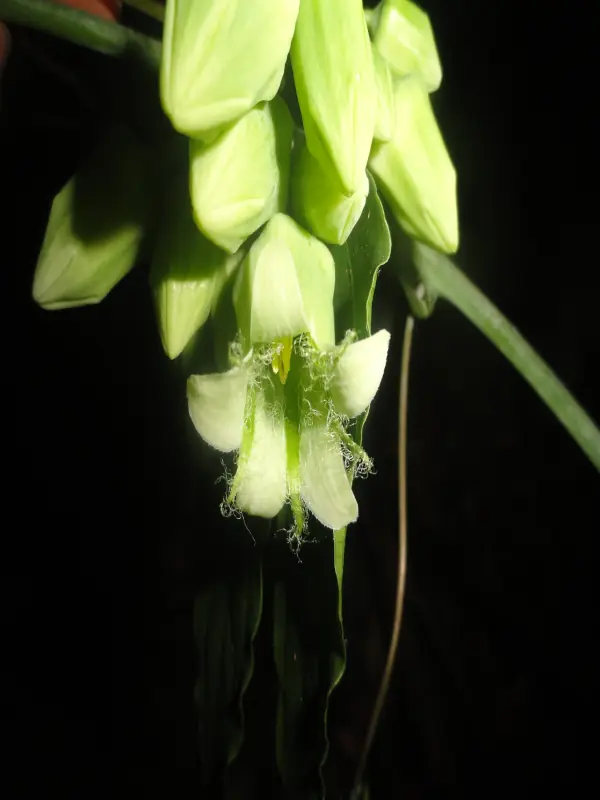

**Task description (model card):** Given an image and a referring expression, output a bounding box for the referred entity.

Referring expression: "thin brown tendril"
[353,314,414,794]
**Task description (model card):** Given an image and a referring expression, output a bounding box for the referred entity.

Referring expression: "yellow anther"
[271,336,293,384]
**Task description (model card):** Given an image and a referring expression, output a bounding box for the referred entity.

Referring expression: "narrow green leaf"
[273,533,345,799]
[319,526,347,778]
[330,173,392,341]
[330,173,392,446]
[407,242,600,472]
[194,556,263,778]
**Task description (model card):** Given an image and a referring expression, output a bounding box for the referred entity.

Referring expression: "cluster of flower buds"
[32,0,458,537]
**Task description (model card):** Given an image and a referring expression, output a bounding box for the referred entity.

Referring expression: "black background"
[1,1,598,797]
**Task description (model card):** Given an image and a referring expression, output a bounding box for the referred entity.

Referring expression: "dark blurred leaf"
[194,554,263,783]
[273,532,345,799]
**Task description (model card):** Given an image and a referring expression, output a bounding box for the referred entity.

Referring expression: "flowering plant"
[1,1,598,797]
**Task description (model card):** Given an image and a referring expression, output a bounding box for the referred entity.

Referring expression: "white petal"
[233,213,336,349]
[187,368,248,452]
[234,390,287,519]
[299,424,358,530]
[330,329,391,418]
[249,235,307,342]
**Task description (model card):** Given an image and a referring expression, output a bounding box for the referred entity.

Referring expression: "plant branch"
[0,0,161,67]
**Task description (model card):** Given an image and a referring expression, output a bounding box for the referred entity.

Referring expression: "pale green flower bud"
[369,76,459,254]
[33,127,151,310]
[373,0,442,92]
[151,177,244,360]
[372,45,395,143]
[160,0,299,140]
[233,213,336,350]
[189,97,294,254]
[291,0,376,195]
[290,134,369,246]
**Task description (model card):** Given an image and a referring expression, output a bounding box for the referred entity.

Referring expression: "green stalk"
[412,244,600,471]
[0,0,161,66]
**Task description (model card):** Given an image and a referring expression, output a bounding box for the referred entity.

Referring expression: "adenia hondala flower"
[189,96,294,254]
[369,75,459,254]
[160,0,299,141]
[291,0,376,196]
[372,0,442,93]
[187,331,391,535]
[186,213,390,535]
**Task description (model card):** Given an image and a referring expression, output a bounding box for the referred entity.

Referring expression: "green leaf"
[330,173,392,446]
[273,531,346,799]
[330,172,392,341]
[321,527,348,765]
[194,556,263,780]
[405,241,600,472]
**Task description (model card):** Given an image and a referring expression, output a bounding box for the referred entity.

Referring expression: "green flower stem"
[0,0,161,67]
[414,246,600,471]
[332,528,346,624]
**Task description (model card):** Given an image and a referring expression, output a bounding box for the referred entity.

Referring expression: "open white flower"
[187,330,390,534]
[187,212,390,535]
